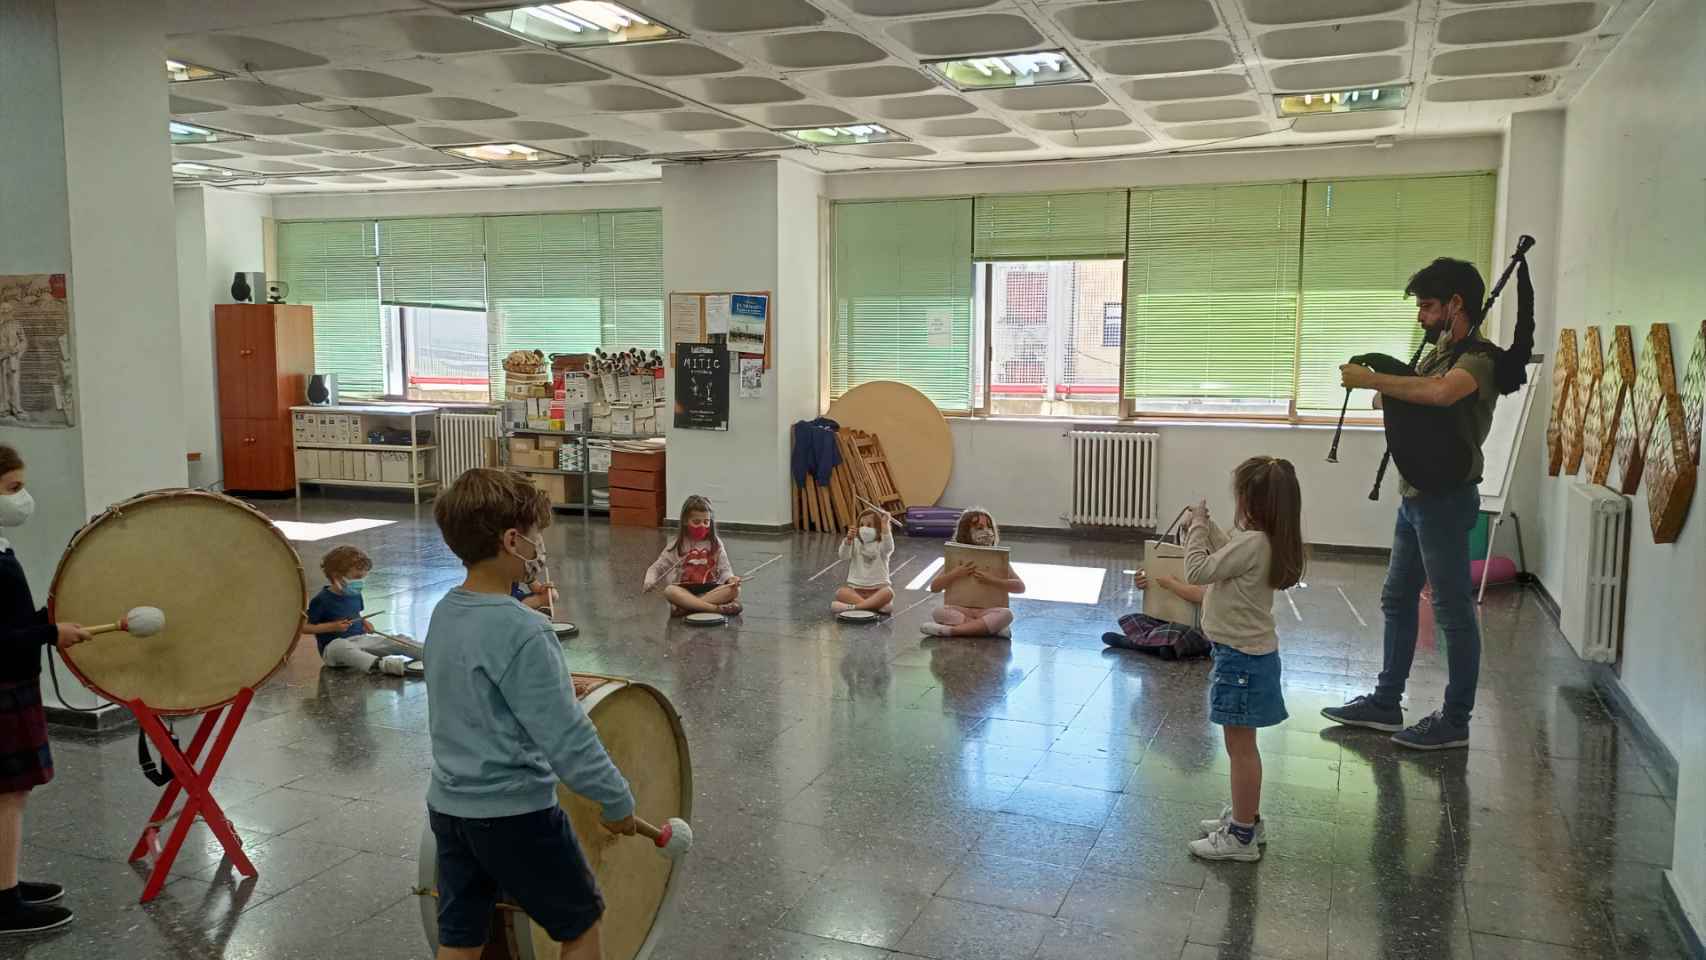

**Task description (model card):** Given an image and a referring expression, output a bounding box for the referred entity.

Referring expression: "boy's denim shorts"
[1208,643,1288,728]
[430,805,603,948]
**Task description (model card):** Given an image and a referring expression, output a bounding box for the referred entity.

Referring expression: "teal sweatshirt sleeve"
[497,631,636,821]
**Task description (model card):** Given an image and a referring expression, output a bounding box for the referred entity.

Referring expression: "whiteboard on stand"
[1478,358,1544,515]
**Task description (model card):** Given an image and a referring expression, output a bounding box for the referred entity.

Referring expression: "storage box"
[588,442,611,474]
[561,404,589,433]
[317,449,338,479]
[635,412,657,437]
[380,451,425,484]
[537,435,564,451]
[612,450,665,473]
[609,486,666,511]
[518,471,571,503]
[610,505,662,527]
[364,451,381,482]
[608,467,663,492]
[616,374,648,403]
[598,373,618,404]
[509,436,537,453]
[591,415,612,435]
[295,450,317,480]
[293,413,309,443]
[590,400,612,418]
[610,404,636,437]
[512,449,554,469]
[653,372,667,401]
[561,374,592,405]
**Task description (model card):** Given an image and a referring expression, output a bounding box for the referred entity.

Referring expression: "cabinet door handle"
[239,349,255,358]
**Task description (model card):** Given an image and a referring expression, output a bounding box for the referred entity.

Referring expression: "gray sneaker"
[1321,695,1405,732]
[1198,804,1267,845]
[1391,711,1469,751]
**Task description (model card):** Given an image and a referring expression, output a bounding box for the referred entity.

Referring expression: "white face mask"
[969,526,996,546]
[508,533,548,583]
[0,488,34,527]
[858,526,877,543]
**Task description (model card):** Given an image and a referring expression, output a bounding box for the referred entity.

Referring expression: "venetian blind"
[277,219,383,397]
[972,190,1129,260]
[831,198,975,411]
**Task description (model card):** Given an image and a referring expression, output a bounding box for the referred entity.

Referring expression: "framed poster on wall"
[674,342,729,431]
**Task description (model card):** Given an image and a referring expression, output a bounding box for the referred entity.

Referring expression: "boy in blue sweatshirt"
[426,468,636,960]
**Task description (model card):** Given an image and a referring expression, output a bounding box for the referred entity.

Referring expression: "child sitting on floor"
[305,545,421,677]
[833,508,895,615]
[1102,570,1211,659]
[644,495,742,617]
[511,578,555,617]
[922,507,1024,638]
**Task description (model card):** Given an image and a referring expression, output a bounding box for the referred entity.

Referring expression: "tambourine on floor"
[418,675,692,960]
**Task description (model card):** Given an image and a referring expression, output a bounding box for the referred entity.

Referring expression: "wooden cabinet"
[215,304,313,493]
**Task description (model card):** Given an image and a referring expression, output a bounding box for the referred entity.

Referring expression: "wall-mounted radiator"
[1560,481,1628,663]
[440,412,500,486]
[1068,430,1160,529]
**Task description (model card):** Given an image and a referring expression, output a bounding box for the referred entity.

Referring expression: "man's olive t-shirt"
[1396,337,1498,498]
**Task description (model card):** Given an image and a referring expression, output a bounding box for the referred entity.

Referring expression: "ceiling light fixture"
[172,162,243,179]
[169,121,246,144]
[777,124,904,146]
[923,50,1088,92]
[1275,84,1408,117]
[438,142,569,164]
[165,58,230,82]
[468,2,683,49]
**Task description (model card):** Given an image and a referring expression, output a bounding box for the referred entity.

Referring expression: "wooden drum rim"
[45,487,306,714]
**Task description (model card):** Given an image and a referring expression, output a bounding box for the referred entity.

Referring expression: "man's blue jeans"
[1372,482,1481,726]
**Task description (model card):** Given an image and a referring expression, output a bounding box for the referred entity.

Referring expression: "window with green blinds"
[377,217,486,309]
[277,220,383,397]
[832,198,975,410]
[1123,183,1303,410]
[973,191,1128,260]
[1294,173,1496,415]
[481,209,664,384]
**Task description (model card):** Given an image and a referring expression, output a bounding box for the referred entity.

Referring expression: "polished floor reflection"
[24,496,1690,959]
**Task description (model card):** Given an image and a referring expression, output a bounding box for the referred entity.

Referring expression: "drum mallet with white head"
[635,816,693,860]
[87,606,165,637]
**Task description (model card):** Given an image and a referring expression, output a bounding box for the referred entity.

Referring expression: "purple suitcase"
[904,506,963,537]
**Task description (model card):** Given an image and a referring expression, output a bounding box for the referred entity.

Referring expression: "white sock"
[831,601,853,613]
[921,622,950,637]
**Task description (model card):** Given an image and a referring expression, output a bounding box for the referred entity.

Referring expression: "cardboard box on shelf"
[618,374,650,404]
[562,374,592,405]
[293,413,309,443]
[590,400,612,418]
[588,442,611,474]
[653,372,667,401]
[317,449,337,479]
[511,449,554,469]
[591,415,611,435]
[509,436,537,453]
[380,451,424,484]
[295,450,317,480]
[635,413,656,436]
[562,404,589,433]
[610,404,636,436]
[537,435,564,451]
[599,373,618,404]
[365,451,381,481]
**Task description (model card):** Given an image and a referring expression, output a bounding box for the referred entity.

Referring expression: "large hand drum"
[418,675,693,960]
[48,490,306,714]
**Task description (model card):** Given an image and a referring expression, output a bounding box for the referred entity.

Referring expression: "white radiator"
[1068,430,1160,528]
[440,412,499,486]
[1560,481,1629,663]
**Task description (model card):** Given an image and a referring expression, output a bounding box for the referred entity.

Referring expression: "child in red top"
[643,495,743,617]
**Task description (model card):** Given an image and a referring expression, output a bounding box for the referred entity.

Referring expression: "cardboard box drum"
[1142,539,1199,627]
[942,543,1011,609]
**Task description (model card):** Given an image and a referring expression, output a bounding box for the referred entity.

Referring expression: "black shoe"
[1321,694,1405,732]
[19,882,62,906]
[1391,711,1470,751]
[0,902,73,935]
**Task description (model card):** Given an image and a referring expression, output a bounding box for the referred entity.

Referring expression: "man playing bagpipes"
[1322,237,1536,750]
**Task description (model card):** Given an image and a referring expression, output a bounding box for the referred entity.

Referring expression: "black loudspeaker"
[307,374,338,405]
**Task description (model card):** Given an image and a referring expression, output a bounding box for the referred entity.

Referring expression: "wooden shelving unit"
[503,426,664,518]
[292,403,440,504]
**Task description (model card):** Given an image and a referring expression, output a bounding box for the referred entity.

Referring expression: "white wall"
[945,419,1398,545]
[1537,0,1706,929]
[773,159,824,473]
[661,160,785,524]
[0,0,86,592]
[59,0,186,510]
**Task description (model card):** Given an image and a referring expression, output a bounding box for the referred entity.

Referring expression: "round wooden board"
[826,380,952,508]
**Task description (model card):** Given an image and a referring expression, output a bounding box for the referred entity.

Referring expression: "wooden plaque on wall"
[1682,318,1705,466]
[1565,326,1603,475]
[1614,324,1672,494]
[1585,325,1635,486]
[1646,390,1696,544]
[1546,328,1577,475]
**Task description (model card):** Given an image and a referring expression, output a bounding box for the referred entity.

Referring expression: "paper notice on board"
[739,355,764,398]
[669,293,702,348]
[728,293,767,355]
[704,294,732,335]
[927,313,952,348]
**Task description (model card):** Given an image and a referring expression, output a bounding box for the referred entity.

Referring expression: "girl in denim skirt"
[1180,457,1305,862]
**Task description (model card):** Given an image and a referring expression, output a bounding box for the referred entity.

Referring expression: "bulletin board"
[667,290,772,370]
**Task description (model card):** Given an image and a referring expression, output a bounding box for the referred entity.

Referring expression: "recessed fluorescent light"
[924,50,1088,92]
[777,124,904,146]
[166,58,230,82]
[1275,85,1409,117]
[169,121,246,144]
[172,162,243,179]
[469,2,683,49]
[438,142,568,164]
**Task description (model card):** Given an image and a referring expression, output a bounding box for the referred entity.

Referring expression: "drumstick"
[86,606,165,638]
[642,552,685,593]
[634,816,693,860]
[734,555,781,581]
[855,495,904,530]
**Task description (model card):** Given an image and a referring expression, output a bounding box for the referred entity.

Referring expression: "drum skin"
[48,489,306,715]
[419,676,693,960]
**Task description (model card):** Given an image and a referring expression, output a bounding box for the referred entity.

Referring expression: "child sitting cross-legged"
[305,545,421,677]
[426,468,637,960]
[832,507,895,615]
